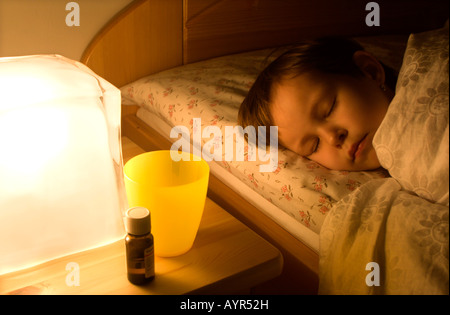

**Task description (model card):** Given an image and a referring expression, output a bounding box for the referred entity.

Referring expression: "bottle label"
[144,245,155,278]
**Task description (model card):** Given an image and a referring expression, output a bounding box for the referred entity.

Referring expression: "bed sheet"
[319,178,449,294]
[120,35,408,249]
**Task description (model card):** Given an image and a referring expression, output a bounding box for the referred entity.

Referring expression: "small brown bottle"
[125,207,155,285]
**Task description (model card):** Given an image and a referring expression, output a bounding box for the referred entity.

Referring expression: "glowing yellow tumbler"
[124,150,209,257]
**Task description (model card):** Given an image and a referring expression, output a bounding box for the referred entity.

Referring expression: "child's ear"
[353,51,385,85]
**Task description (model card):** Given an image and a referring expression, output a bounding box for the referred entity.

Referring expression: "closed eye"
[326,97,336,117]
[311,97,336,156]
[312,138,320,154]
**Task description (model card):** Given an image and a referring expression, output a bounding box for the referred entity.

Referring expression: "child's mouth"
[350,134,368,161]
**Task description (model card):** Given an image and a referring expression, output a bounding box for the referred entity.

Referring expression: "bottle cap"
[125,207,151,235]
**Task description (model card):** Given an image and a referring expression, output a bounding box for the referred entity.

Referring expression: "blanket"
[319,23,449,294]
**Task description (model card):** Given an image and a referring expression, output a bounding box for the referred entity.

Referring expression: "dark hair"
[238,37,397,146]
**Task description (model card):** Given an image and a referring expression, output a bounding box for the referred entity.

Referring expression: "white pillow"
[373,23,449,205]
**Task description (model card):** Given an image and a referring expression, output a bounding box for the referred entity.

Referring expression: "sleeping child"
[238,37,397,171]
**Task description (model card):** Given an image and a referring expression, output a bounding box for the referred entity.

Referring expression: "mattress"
[120,35,409,253]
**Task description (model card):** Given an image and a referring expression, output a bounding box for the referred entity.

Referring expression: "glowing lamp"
[0,55,127,275]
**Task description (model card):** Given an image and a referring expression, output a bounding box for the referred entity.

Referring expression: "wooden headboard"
[81,0,448,88]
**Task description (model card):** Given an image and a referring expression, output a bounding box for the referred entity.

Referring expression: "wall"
[0,0,134,60]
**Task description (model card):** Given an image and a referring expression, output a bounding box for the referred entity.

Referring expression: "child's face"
[270,69,391,171]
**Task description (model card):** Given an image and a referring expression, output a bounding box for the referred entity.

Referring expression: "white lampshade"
[0,55,127,275]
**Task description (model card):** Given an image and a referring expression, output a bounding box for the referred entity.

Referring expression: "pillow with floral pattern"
[373,22,449,205]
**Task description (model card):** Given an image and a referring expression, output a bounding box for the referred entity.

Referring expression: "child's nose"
[321,127,347,148]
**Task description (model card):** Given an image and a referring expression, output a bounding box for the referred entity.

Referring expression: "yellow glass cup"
[124,150,209,257]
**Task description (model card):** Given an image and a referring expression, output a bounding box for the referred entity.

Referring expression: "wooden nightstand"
[0,137,282,295]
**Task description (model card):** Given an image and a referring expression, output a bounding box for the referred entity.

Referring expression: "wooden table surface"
[0,137,282,295]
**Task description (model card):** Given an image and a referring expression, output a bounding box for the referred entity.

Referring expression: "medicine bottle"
[125,207,155,285]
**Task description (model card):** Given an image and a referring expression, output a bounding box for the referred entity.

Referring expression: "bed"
[81,0,449,294]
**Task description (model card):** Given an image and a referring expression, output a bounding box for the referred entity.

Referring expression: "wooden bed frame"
[81,0,448,294]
